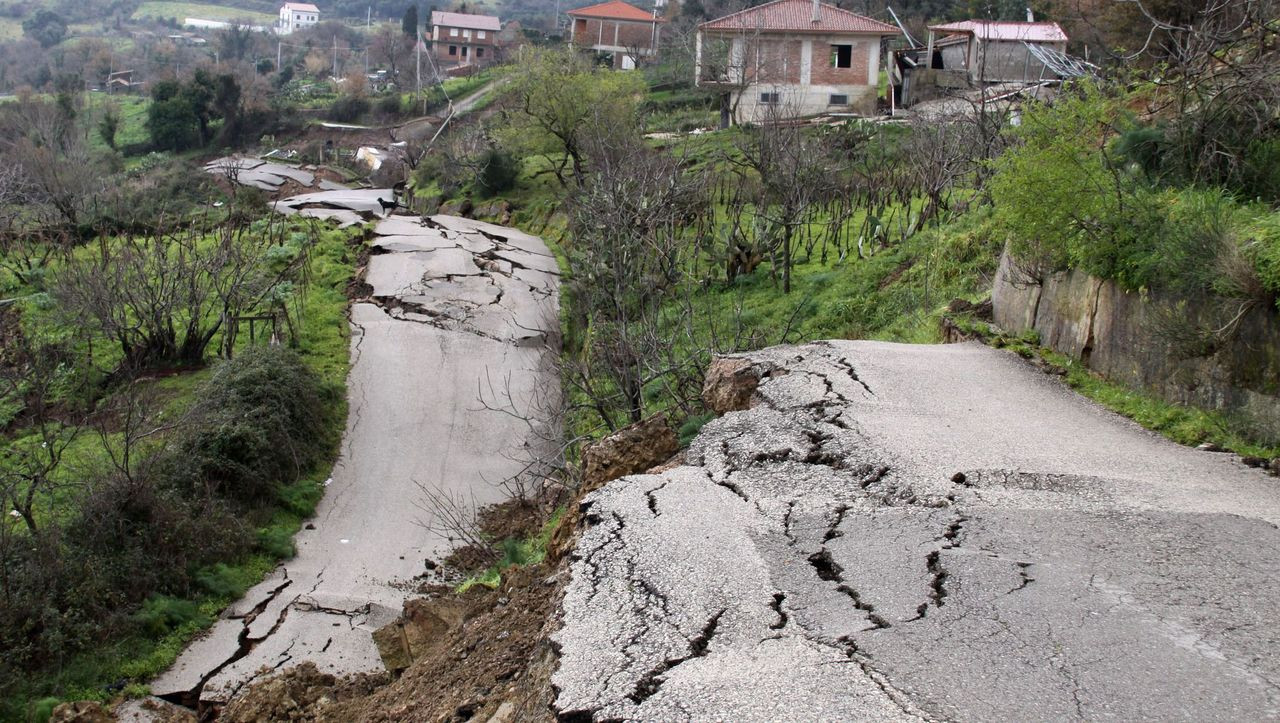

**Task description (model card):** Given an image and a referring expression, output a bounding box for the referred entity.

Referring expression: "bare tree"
[563,121,711,427]
[54,216,317,369]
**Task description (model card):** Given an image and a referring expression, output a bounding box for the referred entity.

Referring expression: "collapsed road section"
[553,341,1280,721]
[150,213,560,712]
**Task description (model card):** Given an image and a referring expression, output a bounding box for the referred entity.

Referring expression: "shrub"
[990,84,1120,277]
[177,346,333,504]
[476,147,519,197]
[326,95,370,123]
[376,93,403,118]
[134,595,210,636]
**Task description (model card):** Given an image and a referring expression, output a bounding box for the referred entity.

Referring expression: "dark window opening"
[829,94,849,105]
[476,47,485,57]
[832,44,852,68]
[461,45,469,57]
[448,45,457,55]
[760,92,779,104]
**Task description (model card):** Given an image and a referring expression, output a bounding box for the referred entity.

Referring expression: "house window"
[829,94,849,105]
[760,92,779,104]
[295,14,300,19]
[476,47,485,57]
[831,44,852,68]
[477,30,485,39]
[448,45,457,55]
[450,27,459,36]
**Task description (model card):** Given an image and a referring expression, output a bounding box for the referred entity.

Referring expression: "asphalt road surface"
[150,214,559,709]
[553,341,1280,721]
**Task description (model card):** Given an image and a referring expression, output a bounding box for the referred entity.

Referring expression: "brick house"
[696,0,899,123]
[430,10,501,68]
[568,0,665,70]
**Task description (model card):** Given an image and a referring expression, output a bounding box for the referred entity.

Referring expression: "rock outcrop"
[991,248,1280,436]
[581,415,680,491]
[701,356,781,413]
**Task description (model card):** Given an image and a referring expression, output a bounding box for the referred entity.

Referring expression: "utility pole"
[277,40,282,71]
[415,30,421,103]
[333,35,338,78]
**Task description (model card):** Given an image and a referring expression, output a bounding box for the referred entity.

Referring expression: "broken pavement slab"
[152,214,561,711]
[553,340,1280,721]
[204,156,325,191]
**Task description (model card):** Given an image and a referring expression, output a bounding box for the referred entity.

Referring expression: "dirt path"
[148,214,560,713]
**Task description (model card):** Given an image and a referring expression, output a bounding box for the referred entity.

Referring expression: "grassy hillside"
[132,1,276,24]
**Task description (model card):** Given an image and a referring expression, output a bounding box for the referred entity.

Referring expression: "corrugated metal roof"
[700,0,899,34]
[430,10,502,31]
[928,20,1068,42]
[568,1,662,22]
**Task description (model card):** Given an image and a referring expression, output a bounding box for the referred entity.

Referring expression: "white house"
[279,2,319,35]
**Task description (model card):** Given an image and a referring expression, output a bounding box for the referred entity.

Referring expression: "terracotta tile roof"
[430,10,502,31]
[928,20,1067,42]
[568,0,663,22]
[700,0,898,34]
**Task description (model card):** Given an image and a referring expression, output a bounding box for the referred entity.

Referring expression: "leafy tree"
[218,23,254,62]
[500,48,645,185]
[182,69,217,145]
[98,103,120,150]
[212,73,243,146]
[402,4,419,36]
[146,80,199,151]
[22,9,66,48]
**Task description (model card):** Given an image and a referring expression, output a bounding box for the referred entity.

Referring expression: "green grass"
[132,1,276,23]
[89,95,150,153]
[3,218,357,719]
[456,506,565,594]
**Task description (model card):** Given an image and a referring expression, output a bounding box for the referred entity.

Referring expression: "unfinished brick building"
[431,10,501,69]
[567,0,665,70]
[696,0,899,123]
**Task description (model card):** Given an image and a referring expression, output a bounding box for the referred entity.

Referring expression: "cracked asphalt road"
[553,340,1280,721]
[150,214,559,709]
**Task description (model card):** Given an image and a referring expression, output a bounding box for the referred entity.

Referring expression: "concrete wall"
[992,248,1280,435]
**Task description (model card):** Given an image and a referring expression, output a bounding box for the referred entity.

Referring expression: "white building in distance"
[279,2,319,34]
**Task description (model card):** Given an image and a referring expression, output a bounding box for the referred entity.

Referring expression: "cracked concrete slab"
[152,214,560,711]
[205,157,316,189]
[553,340,1280,721]
[274,188,395,217]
